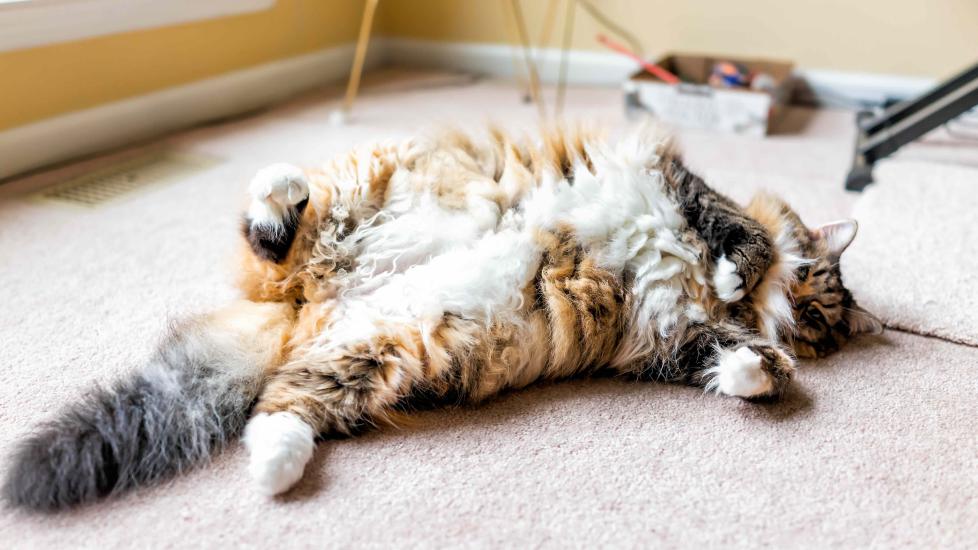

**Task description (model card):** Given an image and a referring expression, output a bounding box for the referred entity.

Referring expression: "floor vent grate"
[37,150,220,207]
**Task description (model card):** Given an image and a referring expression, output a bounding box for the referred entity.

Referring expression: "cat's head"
[788,218,883,358]
[745,194,882,358]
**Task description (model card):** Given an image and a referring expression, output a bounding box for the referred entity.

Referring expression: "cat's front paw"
[243,412,316,496]
[713,255,745,302]
[248,163,310,225]
[705,345,794,399]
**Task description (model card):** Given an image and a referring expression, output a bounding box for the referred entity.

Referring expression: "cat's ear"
[845,304,883,335]
[811,219,858,258]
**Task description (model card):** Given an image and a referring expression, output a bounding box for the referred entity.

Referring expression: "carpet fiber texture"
[1,73,976,548]
[846,160,978,346]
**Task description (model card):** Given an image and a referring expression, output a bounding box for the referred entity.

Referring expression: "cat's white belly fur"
[321,131,707,375]
[520,134,708,369]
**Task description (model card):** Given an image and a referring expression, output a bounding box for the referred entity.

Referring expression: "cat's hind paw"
[704,345,793,399]
[713,255,745,302]
[243,412,316,496]
[247,163,310,226]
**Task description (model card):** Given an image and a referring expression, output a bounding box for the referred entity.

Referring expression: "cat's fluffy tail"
[2,300,293,512]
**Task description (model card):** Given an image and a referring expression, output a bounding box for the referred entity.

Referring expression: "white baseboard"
[382,37,637,86]
[383,37,936,104]
[0,42,384,181]
[0,36,938,181]
[794,68,934,107]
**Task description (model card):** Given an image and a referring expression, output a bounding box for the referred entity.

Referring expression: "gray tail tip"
[3,425,118,512]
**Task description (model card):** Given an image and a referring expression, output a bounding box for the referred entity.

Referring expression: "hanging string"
[576,0,645,58]
[508,0,547,119]
[536,0,561,60]
[505,0,648,121]
[555,0,576,118]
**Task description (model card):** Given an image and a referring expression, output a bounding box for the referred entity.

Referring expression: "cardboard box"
[624,53,794,137]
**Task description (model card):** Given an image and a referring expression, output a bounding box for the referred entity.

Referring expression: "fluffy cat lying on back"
[5,125,881,510]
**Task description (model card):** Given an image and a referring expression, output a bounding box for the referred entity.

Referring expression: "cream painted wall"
[0,0,365,131]
[381,0,978,79]
[3,0,975,133]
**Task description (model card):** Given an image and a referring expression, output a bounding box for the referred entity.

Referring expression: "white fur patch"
[704,347,773,398]
[512,129,705,368]
[713,255,745,302]
[752,224,811,340]
[243,412,316,496]
[247,163,310,227]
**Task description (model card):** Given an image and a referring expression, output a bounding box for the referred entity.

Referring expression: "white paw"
[248,163,310,225]
[242,412,316,496]
[705,347,774,398]
[713,256,745,302]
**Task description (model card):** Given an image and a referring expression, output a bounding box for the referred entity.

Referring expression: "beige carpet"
[846,160,978,346]
[1,72,977,548]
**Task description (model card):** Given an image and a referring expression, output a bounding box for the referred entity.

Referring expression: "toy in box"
[624,53,794,137]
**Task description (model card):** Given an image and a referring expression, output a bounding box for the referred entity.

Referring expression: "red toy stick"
[596,34,680,84]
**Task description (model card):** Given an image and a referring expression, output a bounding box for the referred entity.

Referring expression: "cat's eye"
[808,308,824,323]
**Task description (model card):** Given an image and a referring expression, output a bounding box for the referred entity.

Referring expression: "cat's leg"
[244,163,310,263]
[635,321,795,399]
[666,160,774,302]
[242,320,427,495]
[702,342,794,399]
[697,323,794,399]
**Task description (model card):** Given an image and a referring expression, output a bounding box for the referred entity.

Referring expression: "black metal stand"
[846,60,978,191]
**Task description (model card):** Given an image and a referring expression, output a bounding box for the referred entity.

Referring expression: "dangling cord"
[501,0,531,104]
[555,0,576,119]
[507,0,547,120]
[339,0,380,118]
[576,0,645,58]
[536,0,561,62]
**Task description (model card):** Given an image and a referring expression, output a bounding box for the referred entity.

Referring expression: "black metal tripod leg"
[863,78,978,161]
[845,161,874,192]
[845,61,978,191]
[846,111,875,191]
[860,61,978,136]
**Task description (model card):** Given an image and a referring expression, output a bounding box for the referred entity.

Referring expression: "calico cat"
[3,125,881,510]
